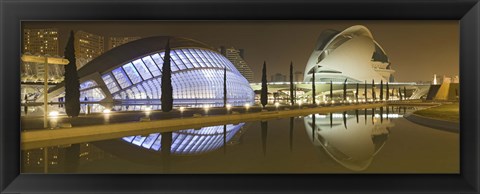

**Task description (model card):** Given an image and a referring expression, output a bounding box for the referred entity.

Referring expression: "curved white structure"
[304,111,394,171]
[304,25,395,83]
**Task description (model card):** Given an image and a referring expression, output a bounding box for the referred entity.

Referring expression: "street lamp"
[21,54,69,128]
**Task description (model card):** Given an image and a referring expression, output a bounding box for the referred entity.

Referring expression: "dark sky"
[24,21,458,82]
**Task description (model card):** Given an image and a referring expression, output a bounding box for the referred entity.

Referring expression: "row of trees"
[258,61,410,109]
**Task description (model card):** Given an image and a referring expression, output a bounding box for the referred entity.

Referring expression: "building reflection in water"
[303,109,395,171]
[121,123,245,155]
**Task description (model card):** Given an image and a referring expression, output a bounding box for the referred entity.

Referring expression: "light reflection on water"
[120,123,245,155]
[304,108,394,171]
[21,106,459,174]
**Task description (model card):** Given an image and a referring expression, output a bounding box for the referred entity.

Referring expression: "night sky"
[23,21,458,82]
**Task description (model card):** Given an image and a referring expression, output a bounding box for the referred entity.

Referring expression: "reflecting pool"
[21,106,459,173]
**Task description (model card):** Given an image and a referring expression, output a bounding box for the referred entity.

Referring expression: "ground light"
[145,107,152,112]
[48,111,59,117]
[226,104,232,110]
[275,102,280,108]
[103,109,111,114]
[204,105,210,113]
[244,103,250,111]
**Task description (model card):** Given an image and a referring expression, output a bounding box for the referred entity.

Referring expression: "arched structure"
[121,123,244,155]
[304,25,395,83]
[304,112,393,171]
[45,36,254,111]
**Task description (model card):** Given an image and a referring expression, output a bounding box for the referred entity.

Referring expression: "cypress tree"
[289,62,294,106]
[261,61,268,108]
[364,80,367,102]
[223,67,227,107]
[386,82,389,100]
[343,79,347,101]
[372,79,376,100]
[399,87,403,100]
[64,30,80,117]
[355,83,359,103]
[380,80,384,101]
[312,68,316,105]
[161,39,173,112]
[330,80,333,101]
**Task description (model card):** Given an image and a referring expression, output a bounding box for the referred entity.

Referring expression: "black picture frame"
[1,0,479,193]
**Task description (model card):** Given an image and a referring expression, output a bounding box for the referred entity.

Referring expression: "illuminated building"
[44,36,254,112]
[294,71,303,82]
[304,25,395,83]
[107,36,141,50]
[23,28,59,56]
[75,31,105,69]
[221,46,254,83]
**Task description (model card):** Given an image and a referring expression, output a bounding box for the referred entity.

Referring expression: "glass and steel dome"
[47,36,254,111]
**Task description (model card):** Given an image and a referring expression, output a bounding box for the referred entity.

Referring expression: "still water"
[22,106,459,173]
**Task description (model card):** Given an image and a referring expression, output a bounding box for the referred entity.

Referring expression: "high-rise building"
[107,36,141,50]
[75,31,105,69]
[23,28,59,56]
[271,73,287,82]
[220,46,254,83]
[294,71,304,82]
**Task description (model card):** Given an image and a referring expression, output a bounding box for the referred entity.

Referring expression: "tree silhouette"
[64,30,80,117]
[364,80,367,102]
[289,62,294,106]
[343,79,347,101]
[261,61,268,108]
[312,68,316,105]
[372,79,376,100]
[161,39,173,112]
[386,82,390,100]
[223,67,227,107]
[380,80,384,101]
[330,80,333,101]
[356,83,359,103]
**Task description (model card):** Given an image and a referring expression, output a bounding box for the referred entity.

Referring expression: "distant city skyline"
[23,21,458,82]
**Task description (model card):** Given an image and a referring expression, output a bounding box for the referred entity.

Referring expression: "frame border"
[1,0,479,193]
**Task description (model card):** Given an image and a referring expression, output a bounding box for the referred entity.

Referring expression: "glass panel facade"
[80,80,97,90]
[101,47,253,107]
[102,74,120,93]
[80,87,106,102]
[142,56,161,76]
[122,63,142,84]
[132,59,153,80]
[112,67,132,89]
